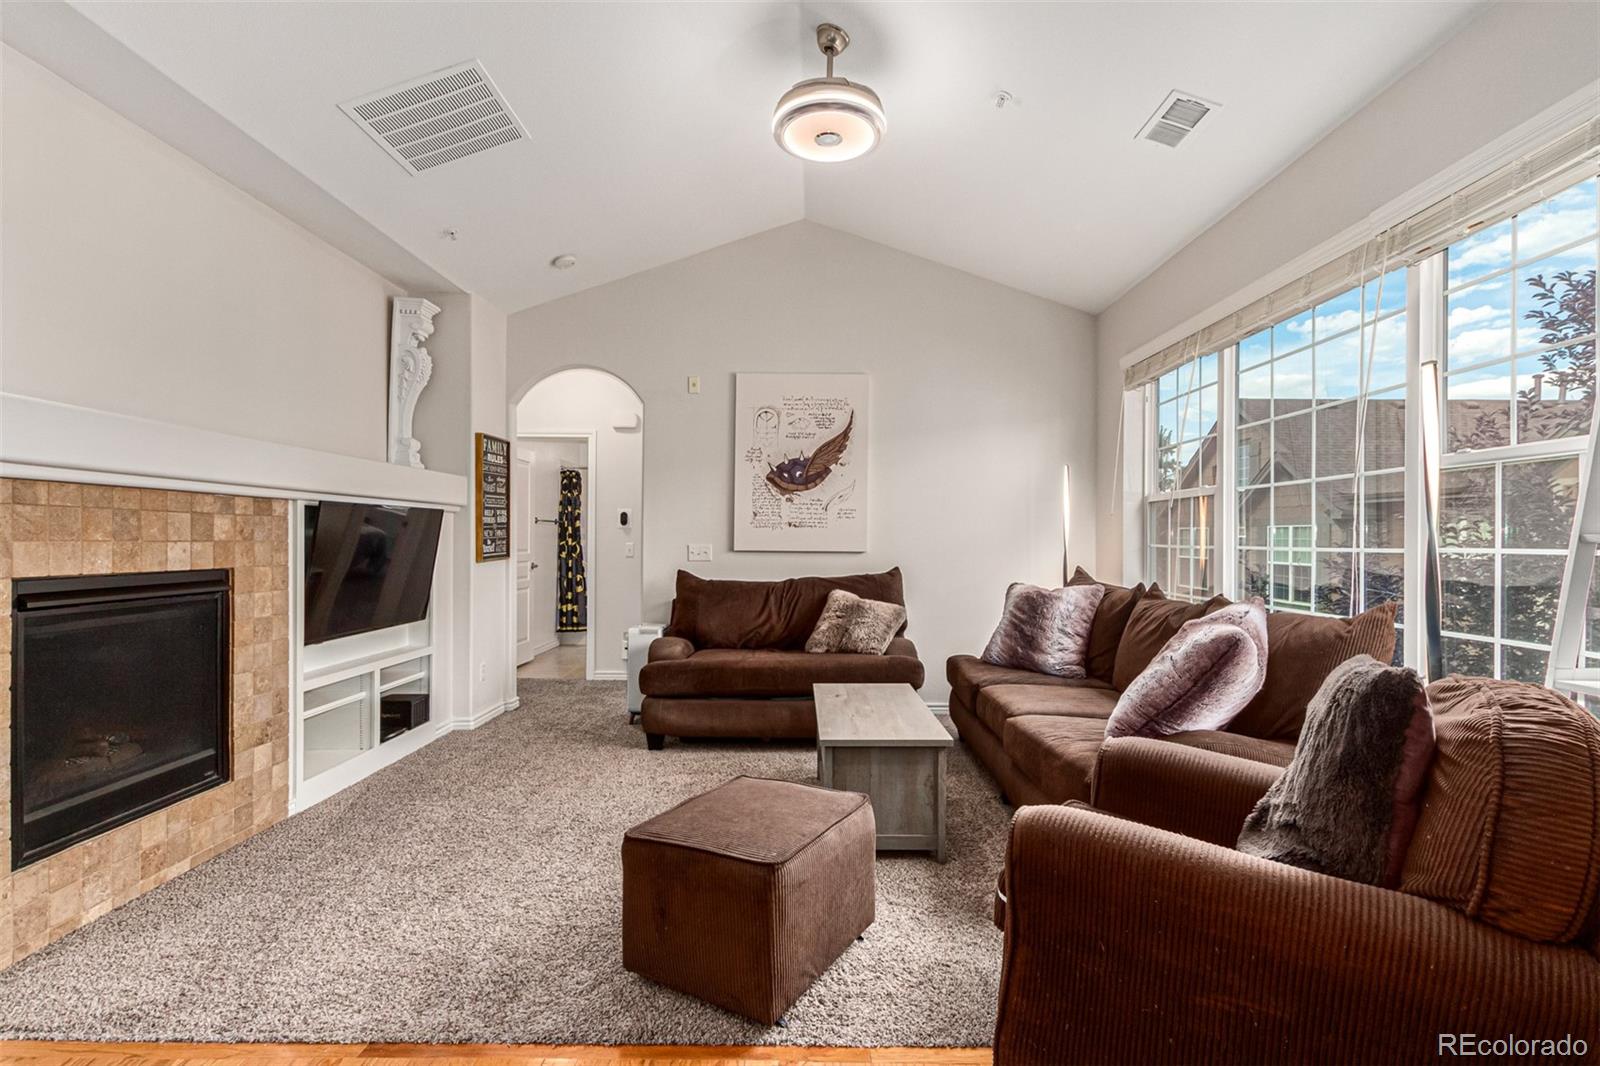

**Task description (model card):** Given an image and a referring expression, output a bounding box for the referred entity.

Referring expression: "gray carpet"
[0,679,1009,1046]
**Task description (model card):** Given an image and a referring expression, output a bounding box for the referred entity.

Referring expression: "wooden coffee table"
[814,682,953,862]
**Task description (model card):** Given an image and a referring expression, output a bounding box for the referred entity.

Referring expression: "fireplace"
[11,569,230,869]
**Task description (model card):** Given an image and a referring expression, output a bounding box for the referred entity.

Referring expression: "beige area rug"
[0,679,1009,1046]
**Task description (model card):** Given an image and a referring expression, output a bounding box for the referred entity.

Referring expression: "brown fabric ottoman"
[621,776,876,1024]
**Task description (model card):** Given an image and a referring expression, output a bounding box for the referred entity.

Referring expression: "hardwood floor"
[517,643,587,680]
[1,1043,991,1066]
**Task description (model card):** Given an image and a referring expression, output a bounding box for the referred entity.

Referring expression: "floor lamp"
[1061,464,1072,586]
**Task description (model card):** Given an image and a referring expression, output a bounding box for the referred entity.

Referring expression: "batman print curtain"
[557,469,587,633]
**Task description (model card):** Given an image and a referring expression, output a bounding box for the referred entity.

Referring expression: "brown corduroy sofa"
[992,674,1600,1065]
[948,568,1397,806]
[639,569,924,749]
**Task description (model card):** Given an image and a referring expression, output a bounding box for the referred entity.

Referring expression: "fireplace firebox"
[11,570,230,869]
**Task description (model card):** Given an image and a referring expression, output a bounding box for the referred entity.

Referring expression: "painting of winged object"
[734,373,868,552]
[765,412,853,495]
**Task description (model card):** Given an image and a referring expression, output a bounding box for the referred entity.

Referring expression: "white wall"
[1092,0,1600,579]
[0,46,401,460]
[507,221,1096,703]
[517,370,645,673]
[470,297,514,719]
[410,293,514,724]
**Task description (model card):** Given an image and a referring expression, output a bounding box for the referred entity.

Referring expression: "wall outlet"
[478,661,487,683]
[687,543,713,562]
[625,541,635,558]
[687,375,701,394]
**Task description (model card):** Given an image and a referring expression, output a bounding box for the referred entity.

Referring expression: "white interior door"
[514,450,536,665]
[530,444,561,656]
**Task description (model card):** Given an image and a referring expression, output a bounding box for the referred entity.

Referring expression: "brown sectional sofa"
[639,569,925,748]
[991,674,1600,1064]
[949,569,1395,806]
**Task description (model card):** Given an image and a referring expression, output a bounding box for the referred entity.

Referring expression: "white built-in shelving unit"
[291,501,453,812]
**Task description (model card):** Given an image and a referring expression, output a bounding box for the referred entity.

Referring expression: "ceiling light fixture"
[772,23,885,163]
[550,254,577,270]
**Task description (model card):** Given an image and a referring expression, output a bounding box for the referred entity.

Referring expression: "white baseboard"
[591,669,626,681]
[453,696,519,731]
[925,700,949,713]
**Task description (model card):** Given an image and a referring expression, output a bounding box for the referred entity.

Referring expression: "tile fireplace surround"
[0,477,290,965]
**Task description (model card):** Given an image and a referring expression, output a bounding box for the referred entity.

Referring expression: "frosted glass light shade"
[773,78,886,162]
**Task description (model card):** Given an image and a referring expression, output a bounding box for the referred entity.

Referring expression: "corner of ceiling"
[3,1,464,297]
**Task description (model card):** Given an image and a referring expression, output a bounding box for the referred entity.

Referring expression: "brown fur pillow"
[838,597,907,655]
[805,589,907,655]
[805,589,860,653]
[980,583,1105,678]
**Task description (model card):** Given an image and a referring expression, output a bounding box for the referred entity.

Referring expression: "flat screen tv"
[302,502,443,646]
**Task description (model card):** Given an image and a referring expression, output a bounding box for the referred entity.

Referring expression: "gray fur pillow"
[1237,654,1434,887]
[1106,600,1268,738]
[805,589,907,655]
[980,583,1105,679]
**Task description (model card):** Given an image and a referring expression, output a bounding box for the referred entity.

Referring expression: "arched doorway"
[511,368,644,683]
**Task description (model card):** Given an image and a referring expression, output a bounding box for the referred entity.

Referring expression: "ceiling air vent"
[1137,91,1217,148]
[340,61,528,175]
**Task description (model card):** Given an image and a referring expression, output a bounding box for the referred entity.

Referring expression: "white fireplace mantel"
[0,392,467,508]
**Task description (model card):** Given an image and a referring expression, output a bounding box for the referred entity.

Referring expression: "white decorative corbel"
[388,297,441,468]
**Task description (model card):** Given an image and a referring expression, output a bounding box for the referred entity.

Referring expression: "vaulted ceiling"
[47,1,1484,313]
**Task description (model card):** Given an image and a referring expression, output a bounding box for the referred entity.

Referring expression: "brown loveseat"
[992,675,1600,1064]
[639,569,924,749]
[948,569,1396,806]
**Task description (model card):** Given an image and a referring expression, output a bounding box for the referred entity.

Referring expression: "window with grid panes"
[1145,352,1219,601]
[1235,269,1407,659]
[1437,177,1597,682]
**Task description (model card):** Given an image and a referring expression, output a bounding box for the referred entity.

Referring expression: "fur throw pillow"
[1106,600,1268,739]
[805,590,907,655]
[806,589,860,653]
[1237,654,1433,887]
[838,596,906,655]
[979,582,1104,679]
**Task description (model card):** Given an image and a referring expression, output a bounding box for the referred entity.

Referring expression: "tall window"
[1145,352,1218,600]
[1133,169,1600,679]
[1438,177,1597,681]
[1235,269,1407,643]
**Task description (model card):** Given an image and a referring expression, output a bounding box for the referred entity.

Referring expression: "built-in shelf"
[302,642,433,688]
[303,689,367,720]
[379,671,427,693]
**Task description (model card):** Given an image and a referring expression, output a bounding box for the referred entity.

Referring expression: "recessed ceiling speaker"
[772,24,886,163]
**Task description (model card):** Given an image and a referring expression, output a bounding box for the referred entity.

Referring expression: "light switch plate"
[687,375,701,394]
[625,541,635,558]
[687,543,712,562]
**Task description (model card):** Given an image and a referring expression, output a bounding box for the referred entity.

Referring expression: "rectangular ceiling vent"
[1137,91,1218,148]
[340,61,528,175]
